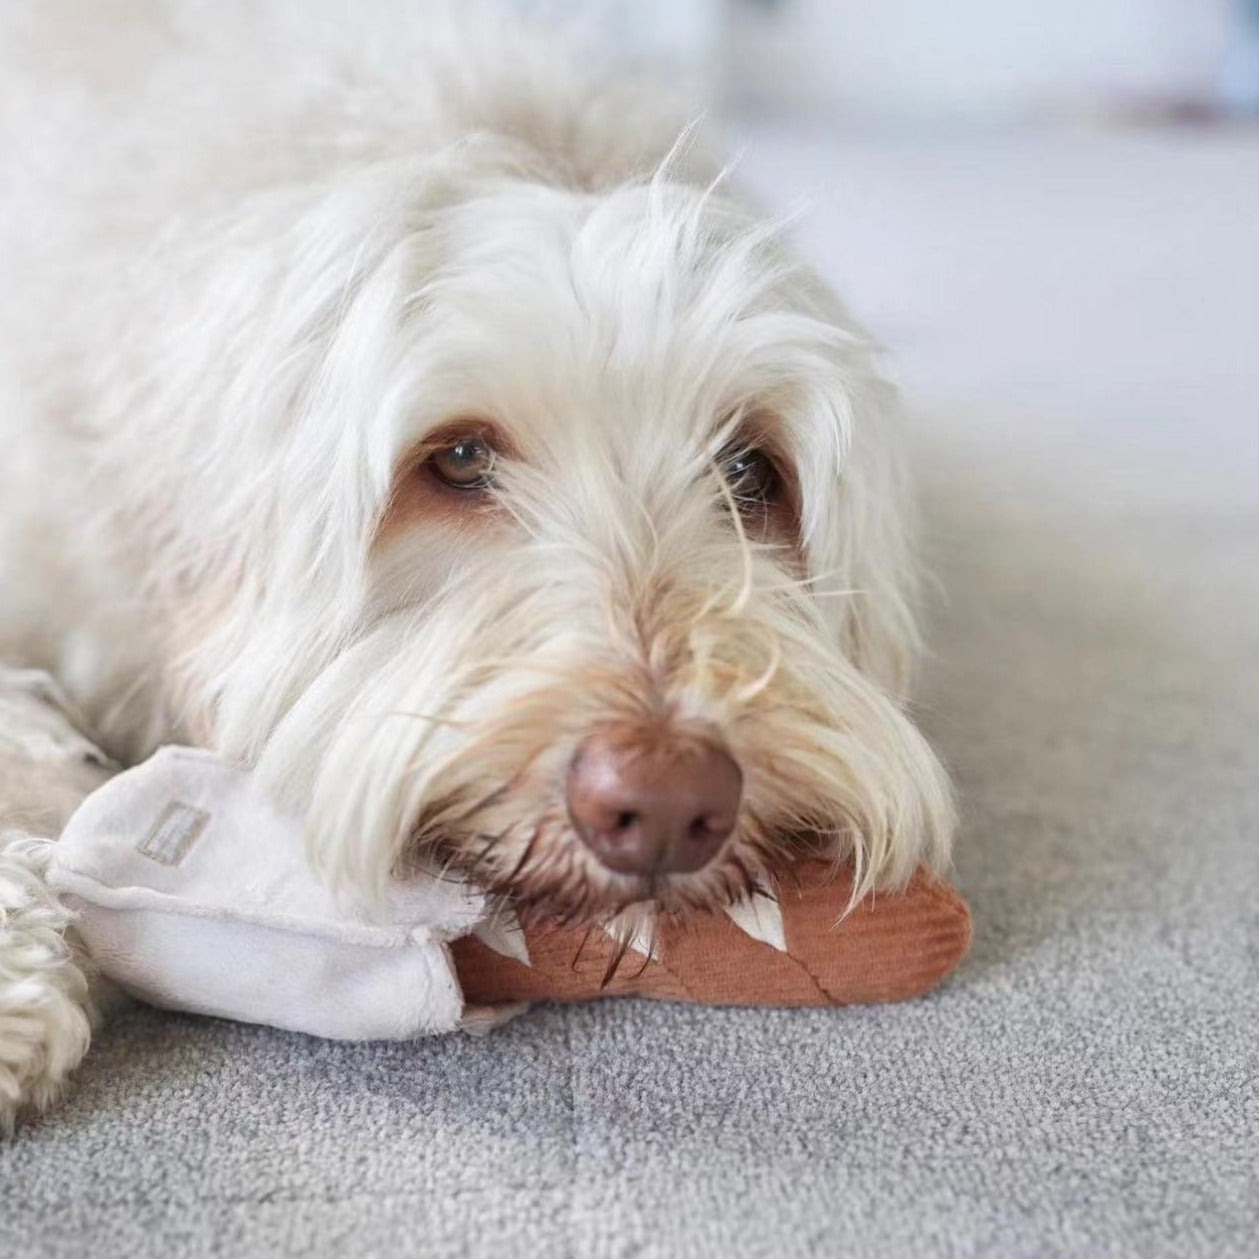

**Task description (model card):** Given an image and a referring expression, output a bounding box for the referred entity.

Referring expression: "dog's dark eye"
[429,438,495,490]
[721,446,781,507]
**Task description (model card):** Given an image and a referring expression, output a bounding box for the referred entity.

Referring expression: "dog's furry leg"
[0,668,121,1133]
[0,830,107,1134]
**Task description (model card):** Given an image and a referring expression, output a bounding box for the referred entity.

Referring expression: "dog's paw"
[0,831,95,1134]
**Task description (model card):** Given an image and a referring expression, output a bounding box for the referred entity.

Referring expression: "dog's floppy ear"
[162,149,490,761]
[782,299,921,698]
[828,377,923,699]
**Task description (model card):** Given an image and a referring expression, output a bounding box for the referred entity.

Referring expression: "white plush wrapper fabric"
[45,747,489,1040]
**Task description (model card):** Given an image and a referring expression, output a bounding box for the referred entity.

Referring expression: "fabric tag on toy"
[46,747,491,1040]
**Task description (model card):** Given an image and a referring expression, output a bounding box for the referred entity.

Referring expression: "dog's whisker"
[630,936,655,979]
[504,827,542,886]
[571,924,597,972]
[366,709,467,729]
[470,831,503,869]
[447,782,515,829]
[599,930,635,989]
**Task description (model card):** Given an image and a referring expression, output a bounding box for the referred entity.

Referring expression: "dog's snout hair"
[259,443,952,920]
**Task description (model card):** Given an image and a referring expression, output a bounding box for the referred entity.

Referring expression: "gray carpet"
[3,129,1257,1258]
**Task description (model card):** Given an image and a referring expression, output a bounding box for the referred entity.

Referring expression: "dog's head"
[169,165,953,923]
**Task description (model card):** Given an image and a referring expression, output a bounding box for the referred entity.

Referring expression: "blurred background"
[511,0,1259,508]
[514,0,1259,119]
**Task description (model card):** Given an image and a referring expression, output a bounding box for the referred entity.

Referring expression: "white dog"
[0,0,954,1127]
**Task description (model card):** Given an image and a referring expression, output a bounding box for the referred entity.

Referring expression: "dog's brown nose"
[566,725,742,877]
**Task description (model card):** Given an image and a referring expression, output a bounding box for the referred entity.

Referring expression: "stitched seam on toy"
[138,801,211,866]
[782,950,840,1004]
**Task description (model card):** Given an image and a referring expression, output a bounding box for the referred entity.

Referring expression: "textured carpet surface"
[3,129,1257,1258]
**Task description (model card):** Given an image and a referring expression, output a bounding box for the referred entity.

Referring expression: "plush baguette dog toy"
[452,863,970,1010]
[20,673,969,1039]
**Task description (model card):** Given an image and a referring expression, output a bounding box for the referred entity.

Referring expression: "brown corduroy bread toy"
[453,861,971,1009]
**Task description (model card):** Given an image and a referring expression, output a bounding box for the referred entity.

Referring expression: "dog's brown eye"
[722,446,781,506]
[430,438,495,490]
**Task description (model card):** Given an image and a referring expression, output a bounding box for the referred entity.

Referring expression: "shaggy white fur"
[0,671,118,1130]
[0,0,954,1127]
